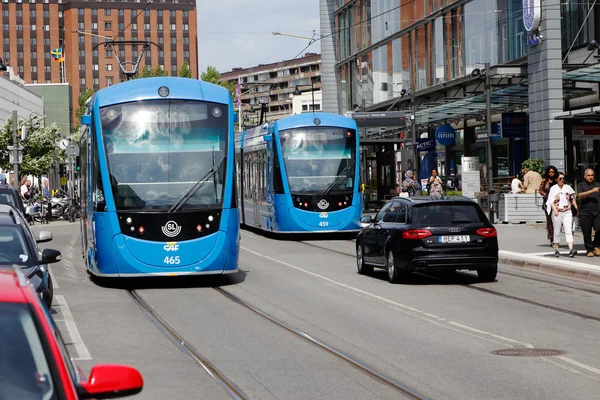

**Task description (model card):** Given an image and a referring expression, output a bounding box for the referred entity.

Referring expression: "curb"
[499,250,600,284]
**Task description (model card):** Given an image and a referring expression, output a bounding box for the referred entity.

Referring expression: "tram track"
[129,290,248,400]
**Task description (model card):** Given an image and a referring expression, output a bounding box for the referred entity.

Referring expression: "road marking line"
[55,295,92,360]
[241,246,600,380]
[48,267,59,288]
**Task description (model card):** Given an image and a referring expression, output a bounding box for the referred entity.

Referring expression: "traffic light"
[75,156,81,171]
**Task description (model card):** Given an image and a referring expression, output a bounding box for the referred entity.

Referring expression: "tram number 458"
[319,221,329,227]
[164,256,181,265]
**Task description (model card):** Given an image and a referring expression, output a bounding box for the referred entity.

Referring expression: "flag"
[235,77,242,108]
[51,47,64,62]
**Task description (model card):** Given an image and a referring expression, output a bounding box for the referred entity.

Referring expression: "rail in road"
[130,287,428,400]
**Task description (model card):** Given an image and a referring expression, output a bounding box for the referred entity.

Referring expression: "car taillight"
[402,229,432,239]
[476,227,497,238]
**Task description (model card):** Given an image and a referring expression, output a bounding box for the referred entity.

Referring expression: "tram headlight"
[126,217,132,225]
[130,226,135,232]
[208,215,214,222]
[138,226,145,234]
[196,224,203,232]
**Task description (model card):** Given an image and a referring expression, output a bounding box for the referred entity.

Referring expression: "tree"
[178,60,192,78]
[0,113,61,178]
[201,65,237,100]
[72,88,94,134]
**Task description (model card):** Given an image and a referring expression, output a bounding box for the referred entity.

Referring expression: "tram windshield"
[99,100,228,211]
[279,127,356,194]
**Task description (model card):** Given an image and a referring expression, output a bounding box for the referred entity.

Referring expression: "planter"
[498,193,547,224]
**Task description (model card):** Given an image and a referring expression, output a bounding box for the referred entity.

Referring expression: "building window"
[118,23,124,30]
[44,66,50,72]
[59,11,62,18]
[30,10,36,17]
[17,25,23,31]
[105,22,111,30]
[92,22,98,30]
[44,10,49,17]
[80,78,86,85]
[183,11,188,17]
[78,22,85,29]
[1,10,7,17]
[184,51,189,58]
[45,53,50,59]
[144,23,150,30]
[144,10,150,16]
[44,38,50,45]
[92,9,97,16]
[31,52,37,59]
[93,50,99,57]
[79,36,85,43]
[170,24,176,31]
[3,52,9,61]
[78,9,84,15]
[93,78,99,85]
[170,11,175,17]
[183,24,188,31]
[105,9,111,16]
[106,64,113,71]
[18,52,23,59]
[31,25,36,31]
[105,50,112,57]
[106,77,113,86]
[17,10,22,17]
[184,37,189,44]
[158,23,163,31]
[31,38,37,45]
[2,38,7,45]
[118,9,124,16]
[31,66,37,72]
[158,37,163,44]
[79,64,85,71]
[171,64,177,72]
[79,50,85,56]
[132,23,137,30]
[171,51,176,58]
[119,50,124,57]
[93,64,99,71]
[159,50,164,58]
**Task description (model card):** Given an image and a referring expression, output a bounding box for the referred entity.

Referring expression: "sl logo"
[164,242,179,252]
[317,199,329,210]
[162,220,181,238]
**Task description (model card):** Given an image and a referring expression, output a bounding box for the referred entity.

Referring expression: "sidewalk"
[495,222,600,284]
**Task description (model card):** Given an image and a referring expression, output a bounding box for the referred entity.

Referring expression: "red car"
[0,265,144,399]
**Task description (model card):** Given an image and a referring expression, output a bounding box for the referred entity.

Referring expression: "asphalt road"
[34,222,600,399]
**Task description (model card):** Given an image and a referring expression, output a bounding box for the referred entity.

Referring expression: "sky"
[196,0,321,74]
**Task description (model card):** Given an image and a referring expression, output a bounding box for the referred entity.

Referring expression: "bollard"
[488,191,500,224]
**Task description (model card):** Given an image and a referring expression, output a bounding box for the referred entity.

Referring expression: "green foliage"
[134,66,167,79]
[520,158,545,175]
[201,65,237,100]
[444,190,463,197]
[0,114,61,177]
[178,60,192,78]
[72,88,94,134]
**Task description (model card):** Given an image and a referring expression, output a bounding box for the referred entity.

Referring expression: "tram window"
[92,129,106,212]
[272,143,284,194]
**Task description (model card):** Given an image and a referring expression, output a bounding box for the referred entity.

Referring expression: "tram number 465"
[164,256,181,265]
[319,221,329,227]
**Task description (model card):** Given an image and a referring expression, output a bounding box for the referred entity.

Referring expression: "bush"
[521,158,545,175]
[445,190,463,197]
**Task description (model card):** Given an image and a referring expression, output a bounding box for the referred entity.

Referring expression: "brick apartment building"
[0,0,197,127]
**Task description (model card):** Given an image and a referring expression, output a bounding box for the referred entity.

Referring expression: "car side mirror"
[37,231,53,243]
[41,248,62,264]
[78,364,143,399]
[360,216,374,224]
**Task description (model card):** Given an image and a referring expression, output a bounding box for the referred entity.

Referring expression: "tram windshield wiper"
[169,149,218,213]
[323,164,352,195]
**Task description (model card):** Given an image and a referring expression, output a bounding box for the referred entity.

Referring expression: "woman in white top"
[510,176,523,193]
[545,172,578,258]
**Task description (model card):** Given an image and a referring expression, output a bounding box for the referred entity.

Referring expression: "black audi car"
[356,196,498,283]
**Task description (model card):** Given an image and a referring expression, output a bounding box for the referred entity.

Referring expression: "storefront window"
[561,1,594,51]
[464,0,499,73]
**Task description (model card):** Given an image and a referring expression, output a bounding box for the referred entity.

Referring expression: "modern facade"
[325,0,600,201]
[26,83,71,137]
[0,0,198,129]
[0,72,44,126]
[220,53,322,125]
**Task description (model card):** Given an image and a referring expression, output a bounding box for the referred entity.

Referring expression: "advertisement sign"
[416,138,435,152]
[501,112,528,139]
[572,124,600,140]
[435,124,456,146]
[523,0,541,33]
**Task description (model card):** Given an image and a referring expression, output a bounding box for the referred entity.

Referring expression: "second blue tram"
[79,77,239,277]
[236,113,362,233]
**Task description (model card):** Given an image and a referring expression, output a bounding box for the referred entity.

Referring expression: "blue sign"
[523,0,541,33]
[416,138,435,152]
[501,112,528,139]
[435,124,456,146]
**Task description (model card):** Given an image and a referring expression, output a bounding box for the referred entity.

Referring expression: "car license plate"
[438,235,470,244]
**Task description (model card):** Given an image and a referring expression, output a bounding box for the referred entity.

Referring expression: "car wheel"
[356,241,373,275]
[477,265,498,282]
[387,250,406,284]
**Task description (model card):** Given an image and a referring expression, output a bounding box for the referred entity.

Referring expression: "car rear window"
[0,227,33,267]
[411,203,484,227]
[0,192,17,208]
[0,303,57,399]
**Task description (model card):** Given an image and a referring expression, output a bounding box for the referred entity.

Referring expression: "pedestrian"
[546,172,578,258]
[20,177,31,200]
[522,166,543,194]
[402,170,420,197]
[577,169,600,257]
[511,174,524,193]
[0,169,5,185]
[427,168,444,197]
[539,165,558,245]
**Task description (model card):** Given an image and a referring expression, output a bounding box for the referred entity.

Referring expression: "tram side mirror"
[263,134,272,142]
[81,115,91,126]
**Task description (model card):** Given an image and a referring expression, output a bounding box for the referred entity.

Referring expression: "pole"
[411,88,419,184]
[311,78,315,112]
[12,111,19,190]
[485,62,494,223]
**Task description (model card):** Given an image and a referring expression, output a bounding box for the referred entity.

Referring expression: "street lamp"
[292,76,320,112]
[0,58,7,72]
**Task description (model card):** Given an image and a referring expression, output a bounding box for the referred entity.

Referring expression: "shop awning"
[563,63,600,82]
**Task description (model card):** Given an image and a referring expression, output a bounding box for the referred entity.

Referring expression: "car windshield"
[279,127,356,194]
[412,203,484,227]
[0,303,57,400]
[100,100,228,211]
[0,227,34,267]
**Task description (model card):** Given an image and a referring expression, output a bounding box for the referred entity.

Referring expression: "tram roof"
[92,77,232,108]
[274,112,358,131]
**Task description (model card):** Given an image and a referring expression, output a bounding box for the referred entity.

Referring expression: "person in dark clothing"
[539,165,558,244]
[577,169,600,257]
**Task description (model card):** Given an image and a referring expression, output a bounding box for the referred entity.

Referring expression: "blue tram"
[235,113,362,233]
[79,77,239,277]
